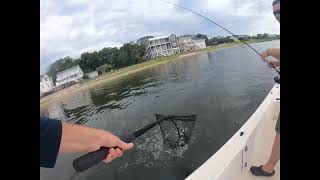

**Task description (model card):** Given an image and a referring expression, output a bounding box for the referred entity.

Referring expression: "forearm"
[40,117,62,168]
[41,118,133,167]
[267,48,280,60]
[59,122,106,154]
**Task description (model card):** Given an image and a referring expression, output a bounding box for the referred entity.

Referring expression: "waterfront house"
[178,35,207,52]
[55,65,84,87]
[145,34,181,59]
[40,74,54,96]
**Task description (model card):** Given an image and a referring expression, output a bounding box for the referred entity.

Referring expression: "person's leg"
[262,132,280,173]
[250,114,280,176]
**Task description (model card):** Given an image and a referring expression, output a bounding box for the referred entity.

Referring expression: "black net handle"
[73,115,169,172]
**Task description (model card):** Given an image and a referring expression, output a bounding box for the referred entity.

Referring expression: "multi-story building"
[145,34,180,59]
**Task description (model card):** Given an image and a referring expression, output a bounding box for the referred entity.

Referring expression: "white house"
[40,74,54,95]
[86,71,98,79]
[178,35,207,52]
[55,65,84,86]
[177,35,194,52]
[193,38,206,50]
[145,34,181,59]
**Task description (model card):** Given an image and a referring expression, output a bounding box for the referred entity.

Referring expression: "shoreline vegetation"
[40,39,275,106]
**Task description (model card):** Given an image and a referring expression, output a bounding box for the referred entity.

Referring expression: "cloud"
[40,0,280,73]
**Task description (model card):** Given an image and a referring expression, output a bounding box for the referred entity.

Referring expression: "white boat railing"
[186,84,280,180]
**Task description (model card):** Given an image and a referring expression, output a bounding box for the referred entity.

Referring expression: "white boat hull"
[186,84,280,180]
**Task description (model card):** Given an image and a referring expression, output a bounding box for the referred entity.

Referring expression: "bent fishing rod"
[160,0,280,76]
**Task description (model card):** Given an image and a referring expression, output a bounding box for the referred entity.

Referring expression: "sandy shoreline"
[40,40,267,106]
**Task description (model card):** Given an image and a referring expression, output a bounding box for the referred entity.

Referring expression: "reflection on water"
[40,40,280,180]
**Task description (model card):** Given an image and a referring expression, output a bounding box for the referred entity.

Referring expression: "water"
[40,40,280,180]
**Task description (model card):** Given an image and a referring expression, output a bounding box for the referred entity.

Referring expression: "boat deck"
[240,110,280,180]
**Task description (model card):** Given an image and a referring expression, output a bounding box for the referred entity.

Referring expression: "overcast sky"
[40,0,280,74]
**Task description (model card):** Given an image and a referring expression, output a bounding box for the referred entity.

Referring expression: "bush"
[83,74,89,79]
[96,64,113,74]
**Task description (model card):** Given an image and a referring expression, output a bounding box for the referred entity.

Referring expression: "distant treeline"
[47,43,145,82]
[196,33,280,46]
[45,33,279,82]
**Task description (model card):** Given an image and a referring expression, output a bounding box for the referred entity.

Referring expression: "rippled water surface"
[40,40,280,180]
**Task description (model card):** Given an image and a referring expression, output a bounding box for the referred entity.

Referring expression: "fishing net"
[156,114,197,149]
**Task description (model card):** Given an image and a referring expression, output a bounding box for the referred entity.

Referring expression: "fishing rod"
[160,0,280,76]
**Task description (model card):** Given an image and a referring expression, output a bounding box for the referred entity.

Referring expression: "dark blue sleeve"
[40,117,62,168]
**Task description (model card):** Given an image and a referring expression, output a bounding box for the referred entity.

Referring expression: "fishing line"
[159,0,280,75]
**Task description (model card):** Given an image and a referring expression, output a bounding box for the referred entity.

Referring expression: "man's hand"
[260,49,270,62]
[261,48,280,62]
[59,122,134,163]
[267,60,280,68]
[261,48,280,68]
[100,131,134,163]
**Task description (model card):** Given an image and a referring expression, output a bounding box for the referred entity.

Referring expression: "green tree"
[196,34,208,40]
[83,74,89,80]
[96,64,113,74]
[114,43,145,68]
[117,45,130,68]
[79,52,100,73]
[46,41,145,78]
[99,47,119,67]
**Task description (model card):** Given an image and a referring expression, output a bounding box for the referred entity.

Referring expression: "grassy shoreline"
[40,39,275,106]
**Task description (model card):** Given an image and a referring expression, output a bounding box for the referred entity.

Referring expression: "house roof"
[148,35,171,41]
[179,35,194,38]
